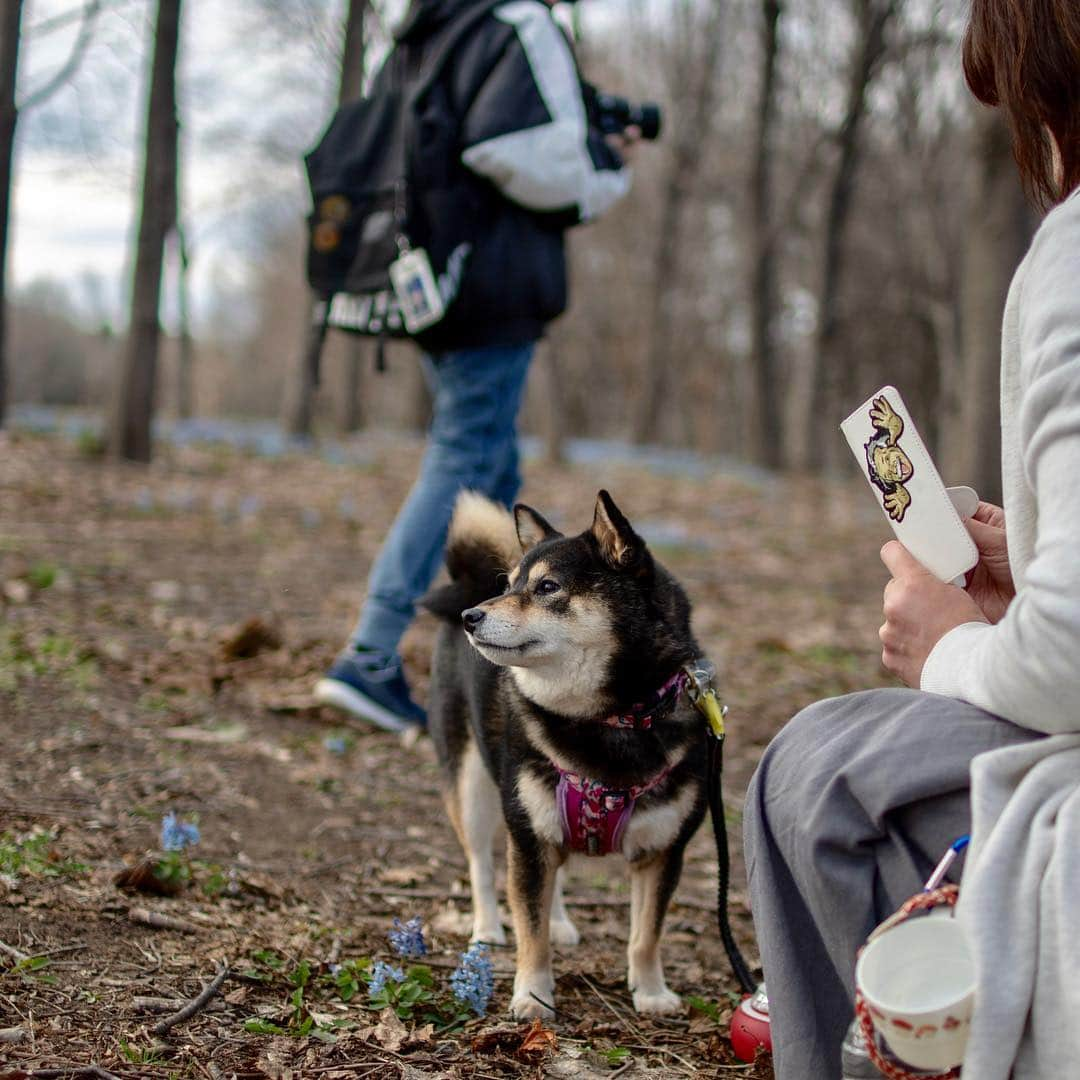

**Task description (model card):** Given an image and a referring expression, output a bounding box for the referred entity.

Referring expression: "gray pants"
[743,689,1041,1080]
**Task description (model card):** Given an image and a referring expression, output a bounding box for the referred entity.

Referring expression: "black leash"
[707,729,757,994]
[684,659,758,995]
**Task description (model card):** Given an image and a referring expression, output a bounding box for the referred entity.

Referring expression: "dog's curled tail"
[420,491,519,621]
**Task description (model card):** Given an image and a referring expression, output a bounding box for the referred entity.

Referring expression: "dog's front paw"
[510,975,556,1021]
[471,922,507,947]
[510,991,556,1020]
[548,917,580,947]
[631,986,683,1016]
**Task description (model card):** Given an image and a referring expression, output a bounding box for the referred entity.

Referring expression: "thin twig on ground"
[17,1069,123,1080]
[127,907,198,933]
[578,973,644,1041]
[325,935,342,967]
[421,956,515,979]
[0,939,31,963]
[152,961,230,1037]
[359,883,718,912]
[133,995,219,1013]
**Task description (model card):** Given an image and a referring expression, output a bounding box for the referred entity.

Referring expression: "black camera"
[584,86,663,141]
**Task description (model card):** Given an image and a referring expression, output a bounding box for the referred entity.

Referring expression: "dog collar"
[601,669,689,730]
[556,764,671,856]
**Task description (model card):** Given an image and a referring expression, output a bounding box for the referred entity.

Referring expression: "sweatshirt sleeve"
[921,196,1080,733]
[459,0,629,222]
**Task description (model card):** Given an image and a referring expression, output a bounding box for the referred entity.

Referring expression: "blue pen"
[923,834,971,892]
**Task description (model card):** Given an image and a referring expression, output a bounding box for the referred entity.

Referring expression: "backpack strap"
[406,1,505,110]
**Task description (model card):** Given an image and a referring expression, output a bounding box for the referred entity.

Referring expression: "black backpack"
[304,2,499,339]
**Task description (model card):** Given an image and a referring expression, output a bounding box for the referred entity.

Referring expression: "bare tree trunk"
[403,352,431,432]
[338,338,366,432]
[174,222,194,419]
[109,0,181,462]
[538,328,569,465]
[930,295,964,465]
[532,5,589,463]
[748,0,783,468]
[632,0,725,446]
[0,0,22,431]
[1,0,102,430]
[284,315,321,438]
[806,0,896,471]
[955,109,1032,505]
[336,0,370,435]
[289,0,370,440]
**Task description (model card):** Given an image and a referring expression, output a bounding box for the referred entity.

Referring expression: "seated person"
[742,2,1080,1077]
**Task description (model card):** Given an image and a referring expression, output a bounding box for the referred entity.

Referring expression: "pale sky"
[13,0,372,334]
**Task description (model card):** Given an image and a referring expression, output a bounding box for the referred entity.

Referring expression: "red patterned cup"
[855,915,975,1071]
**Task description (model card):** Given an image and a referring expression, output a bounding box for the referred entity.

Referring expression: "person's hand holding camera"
[963,501,1014,624]
[605,125,642,165]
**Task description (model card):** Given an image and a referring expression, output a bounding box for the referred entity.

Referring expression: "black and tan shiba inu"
[422,490,715,1020]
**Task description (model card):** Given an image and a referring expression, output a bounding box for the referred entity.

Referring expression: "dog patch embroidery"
[864,395,914,522]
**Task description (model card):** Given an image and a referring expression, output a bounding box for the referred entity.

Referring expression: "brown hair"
[963,0,1080,205]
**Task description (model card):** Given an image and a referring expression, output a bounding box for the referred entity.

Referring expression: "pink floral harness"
[555,670,688,856]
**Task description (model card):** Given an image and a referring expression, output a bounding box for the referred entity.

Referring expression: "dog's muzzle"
[461,608,486,633]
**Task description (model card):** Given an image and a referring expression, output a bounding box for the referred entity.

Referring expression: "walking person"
[315,0,638,731]
[743,2,1080,1077]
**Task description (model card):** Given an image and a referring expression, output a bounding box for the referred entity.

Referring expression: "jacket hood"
[395,0,480,42]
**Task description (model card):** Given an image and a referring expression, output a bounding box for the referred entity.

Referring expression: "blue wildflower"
[388,916,427,959]
[160,812,200,852]
[368,960,406,996]
[323,735,349,755]
[450,942,494,1017]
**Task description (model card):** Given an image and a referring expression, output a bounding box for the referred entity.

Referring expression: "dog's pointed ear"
[514,503,561,553]
[591,490,647,572]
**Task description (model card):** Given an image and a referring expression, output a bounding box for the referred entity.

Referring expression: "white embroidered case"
[840,385,978,583]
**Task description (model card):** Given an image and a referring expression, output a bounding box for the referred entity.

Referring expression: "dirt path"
[0,428,894,1077]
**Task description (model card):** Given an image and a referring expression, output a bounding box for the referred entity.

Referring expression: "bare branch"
[19,0,102,111]
[24,0,128,38]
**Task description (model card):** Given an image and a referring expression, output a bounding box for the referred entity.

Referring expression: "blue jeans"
[350,342,535,657]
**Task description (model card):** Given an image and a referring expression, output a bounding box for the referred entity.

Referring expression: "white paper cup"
[855,915,975,1071]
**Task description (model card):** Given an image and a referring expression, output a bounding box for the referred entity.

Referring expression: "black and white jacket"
[393,0,630,353]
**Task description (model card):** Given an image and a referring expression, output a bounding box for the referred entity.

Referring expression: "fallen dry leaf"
[114,855,184,897]
[256,1036,296,1079]
[372,1006,409,1052]
[517,1017,557,1059]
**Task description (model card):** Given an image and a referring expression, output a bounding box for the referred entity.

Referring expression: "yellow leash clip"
[683,659,729,740]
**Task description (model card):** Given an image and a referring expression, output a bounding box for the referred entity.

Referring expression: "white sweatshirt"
[921,188,1080,1079]
[921,188,1080,731]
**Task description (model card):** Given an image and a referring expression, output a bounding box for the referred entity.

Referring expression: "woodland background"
[0,0,1034,498]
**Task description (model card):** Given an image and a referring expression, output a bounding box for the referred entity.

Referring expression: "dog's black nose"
[462,608,486,632]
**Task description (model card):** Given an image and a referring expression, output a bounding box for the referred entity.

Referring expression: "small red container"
[731,983,772,1063]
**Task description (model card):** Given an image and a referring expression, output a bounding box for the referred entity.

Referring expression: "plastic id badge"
[389,247,445,334]
[840,386,978,583]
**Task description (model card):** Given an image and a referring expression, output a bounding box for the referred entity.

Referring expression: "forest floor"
[0,424,896,1079]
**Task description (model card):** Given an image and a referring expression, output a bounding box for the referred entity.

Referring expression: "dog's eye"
[535,579,561,595]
